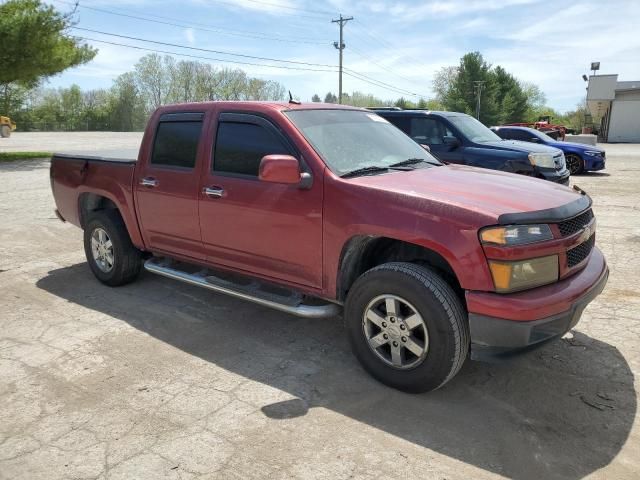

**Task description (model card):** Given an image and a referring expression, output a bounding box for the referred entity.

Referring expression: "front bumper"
[584,155,606,171]
[539,169,570,185]
[467,247,608,361]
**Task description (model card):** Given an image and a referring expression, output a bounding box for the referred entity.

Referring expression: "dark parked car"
[491,125,606,175]
[372,109,570,184]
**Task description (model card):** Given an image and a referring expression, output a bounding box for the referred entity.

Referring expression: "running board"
[144,258,341,319]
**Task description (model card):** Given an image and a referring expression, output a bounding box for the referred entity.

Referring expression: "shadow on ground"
[38,264,636,480]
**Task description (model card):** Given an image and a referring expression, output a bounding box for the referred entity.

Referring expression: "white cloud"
[184,28,196,44]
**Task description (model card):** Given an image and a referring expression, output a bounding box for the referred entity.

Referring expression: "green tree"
[443,52,499,125]
[311,94,321,102]
[324,92,338,103]
[109,73,146,131]
[0,0,96,114]
[394,97,416,109]
[492,66,528,124]
[432,66,458,103]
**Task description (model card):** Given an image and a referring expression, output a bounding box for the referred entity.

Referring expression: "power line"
[78,36,418,98]
[342,70,421,98]
[72,27,336,68]
[348,45,429,98]
[54,0,330,45]
[233,0,334,16]
[351,19,434,75]
[205,0,329,19]
[77,37,337,73]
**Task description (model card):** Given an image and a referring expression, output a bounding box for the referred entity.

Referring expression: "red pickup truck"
[50,101,608,392]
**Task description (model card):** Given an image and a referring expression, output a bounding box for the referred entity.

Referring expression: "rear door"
[134,112,206,259]
[198,112,323,288]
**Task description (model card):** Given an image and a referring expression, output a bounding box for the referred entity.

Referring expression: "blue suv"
[491,125,606,175]
[372,109,570,184]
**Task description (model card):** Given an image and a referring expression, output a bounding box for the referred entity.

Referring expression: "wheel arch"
[336,236,463,304]
[77,192,145,251]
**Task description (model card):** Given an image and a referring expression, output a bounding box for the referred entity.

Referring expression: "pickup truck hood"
[349,164,584,224]
[483,140,561,154]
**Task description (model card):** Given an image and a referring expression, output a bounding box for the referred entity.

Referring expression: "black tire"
[83,210,142,286]
[0,125,10,138]
[566,153,584,175]
[345,262,469,393]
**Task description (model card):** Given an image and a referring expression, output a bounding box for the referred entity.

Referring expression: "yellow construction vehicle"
[1,116,17,137]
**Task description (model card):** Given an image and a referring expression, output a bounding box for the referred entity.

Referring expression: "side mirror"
[259,155,302,185]
[530,137,540,143]
[419,144,431,152]
[443,135,460,147]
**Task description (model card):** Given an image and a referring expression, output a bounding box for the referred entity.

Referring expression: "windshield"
[448,115,502,143]
[531,129,556,142]
[284,110,440,175]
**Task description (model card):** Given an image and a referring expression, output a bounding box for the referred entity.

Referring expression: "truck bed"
[52,152,137,164]
[50,153,144,249]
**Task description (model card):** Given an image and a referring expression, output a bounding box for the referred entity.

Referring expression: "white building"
[587,74,640,142]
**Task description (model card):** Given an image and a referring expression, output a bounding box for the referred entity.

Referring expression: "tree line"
[6,54,287,132]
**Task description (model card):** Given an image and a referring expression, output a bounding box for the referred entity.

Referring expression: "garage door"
[609,101,640,142]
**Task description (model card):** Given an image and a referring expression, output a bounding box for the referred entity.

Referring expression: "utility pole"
[473,80,485,120]
[332,14,353,104]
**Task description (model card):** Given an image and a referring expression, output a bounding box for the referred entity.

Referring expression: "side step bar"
[144,258,341,319]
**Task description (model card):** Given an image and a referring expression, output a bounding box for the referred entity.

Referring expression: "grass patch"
[0,151,52,162]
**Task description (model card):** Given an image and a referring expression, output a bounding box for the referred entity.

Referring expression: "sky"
[44,0,640,113]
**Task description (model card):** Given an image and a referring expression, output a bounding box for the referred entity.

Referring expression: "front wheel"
[0,125,10,138]
[83,210,142,286]
[566,153,584,175]
[345,262,469,393]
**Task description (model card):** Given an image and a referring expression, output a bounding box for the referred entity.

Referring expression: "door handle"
[203,186,224,198]
[140,177,158,187]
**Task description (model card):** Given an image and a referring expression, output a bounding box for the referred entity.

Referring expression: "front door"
[134,113,206,259]
[408,116,465,164]
[198,113,323,288]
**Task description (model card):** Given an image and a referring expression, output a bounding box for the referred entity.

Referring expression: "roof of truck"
[154,101,363,114]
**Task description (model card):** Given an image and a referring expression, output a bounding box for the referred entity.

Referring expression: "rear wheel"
[345,262,469,393]
[566,153,584,174]
[0,125,10,138]
[83,210,142,286]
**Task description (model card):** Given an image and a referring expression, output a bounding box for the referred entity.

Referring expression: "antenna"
[288,91,301,105]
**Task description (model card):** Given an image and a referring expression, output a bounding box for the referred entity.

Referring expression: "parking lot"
[1,133,639,479]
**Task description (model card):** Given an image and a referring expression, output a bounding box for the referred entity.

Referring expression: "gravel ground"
[0,131,143,159]
[0,134,639,480]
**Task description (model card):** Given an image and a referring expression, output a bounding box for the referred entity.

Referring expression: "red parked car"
[50,102,608,392]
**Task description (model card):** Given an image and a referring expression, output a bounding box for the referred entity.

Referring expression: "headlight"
[584,150,602,156]
[488,255,559,292]
[480,224,553,246]
[528,152,555,168]
[558,152,566,169]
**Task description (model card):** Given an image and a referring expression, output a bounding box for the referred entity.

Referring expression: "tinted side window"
[151,121,202,168]
[512,130,530,141]
[214,122,291,176]
[409,118,452,145]
[383,115,410,134]
[496,129,513,139]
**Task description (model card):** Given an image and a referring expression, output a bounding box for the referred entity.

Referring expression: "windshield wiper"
[340,165,390,178]
[389,158,440,168]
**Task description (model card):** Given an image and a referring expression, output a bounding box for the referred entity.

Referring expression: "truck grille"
[567,235,595,267]
[558,209,594,237]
